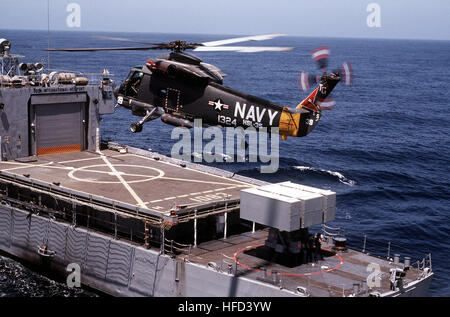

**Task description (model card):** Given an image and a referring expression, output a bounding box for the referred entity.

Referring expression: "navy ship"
[0,38,433,297]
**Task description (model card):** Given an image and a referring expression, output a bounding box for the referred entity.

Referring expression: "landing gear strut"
[130,123,143,133]
[129,108,157,133]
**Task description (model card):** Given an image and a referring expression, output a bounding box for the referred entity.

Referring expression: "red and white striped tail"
[311,46,330,62]
[341,61,353,86]
[298,72,310,91]
[316,97,336,110]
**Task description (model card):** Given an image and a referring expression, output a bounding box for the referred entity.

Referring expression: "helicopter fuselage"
[115,51,339,138]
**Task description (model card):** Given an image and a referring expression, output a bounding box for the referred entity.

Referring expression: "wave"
[293,166,357,186]
[191,151,246,162]
[0,255,97,297]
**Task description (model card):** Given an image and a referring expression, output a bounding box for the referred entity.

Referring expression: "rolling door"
[34,102,85,155]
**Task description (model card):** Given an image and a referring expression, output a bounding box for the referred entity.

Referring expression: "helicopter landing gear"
[130,123,143,133]
[129,108,157,133]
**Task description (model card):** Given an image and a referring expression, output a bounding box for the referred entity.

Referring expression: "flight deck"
[0,148,254,217]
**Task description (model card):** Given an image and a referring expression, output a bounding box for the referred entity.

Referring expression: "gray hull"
[0,204,432,297]
[0,204,300,297]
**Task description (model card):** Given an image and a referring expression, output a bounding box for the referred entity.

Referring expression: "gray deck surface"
[0,149,423,297]
[187,229,422,297]
[0,150,252,212]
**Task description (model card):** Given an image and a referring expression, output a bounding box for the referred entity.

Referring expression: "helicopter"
[47,34,343,140]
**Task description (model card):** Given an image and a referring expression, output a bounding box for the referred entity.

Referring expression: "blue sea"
[0,30,449,297]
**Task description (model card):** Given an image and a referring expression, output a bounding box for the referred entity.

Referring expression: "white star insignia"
[214,99,224,111]
[208,98,229,111]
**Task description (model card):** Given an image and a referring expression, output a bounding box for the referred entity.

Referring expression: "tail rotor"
[298,46,353,110]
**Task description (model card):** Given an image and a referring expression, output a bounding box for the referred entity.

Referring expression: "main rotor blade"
[45,46,164,52]
[201,34,287,47]
[90,35,165,46]
[193,46,293,53]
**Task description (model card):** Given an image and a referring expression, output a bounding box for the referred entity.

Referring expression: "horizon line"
[1,27,449,42]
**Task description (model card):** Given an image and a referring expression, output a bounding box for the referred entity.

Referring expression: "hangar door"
[30,93,87,156]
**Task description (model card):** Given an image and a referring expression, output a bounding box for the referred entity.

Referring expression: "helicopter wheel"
[130,123,143,133]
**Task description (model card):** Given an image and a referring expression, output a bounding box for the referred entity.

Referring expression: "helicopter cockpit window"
[125,71,144,97]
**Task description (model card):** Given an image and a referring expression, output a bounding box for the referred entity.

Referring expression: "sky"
[1,0,449,40]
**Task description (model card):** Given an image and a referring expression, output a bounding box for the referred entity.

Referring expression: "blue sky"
[1,0,449,40]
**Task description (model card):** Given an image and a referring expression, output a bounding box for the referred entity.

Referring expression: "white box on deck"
[240,182,336,232]
[240,187,301,232]
[261,184,324,212]
[279,182,336,223]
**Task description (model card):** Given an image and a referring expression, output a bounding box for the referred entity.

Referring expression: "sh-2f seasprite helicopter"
[47,34,342,140]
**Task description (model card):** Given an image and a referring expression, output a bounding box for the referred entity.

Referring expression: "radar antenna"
[0,39,23,77]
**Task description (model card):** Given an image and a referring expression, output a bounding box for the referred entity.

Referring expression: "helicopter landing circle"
[68,163,165,184]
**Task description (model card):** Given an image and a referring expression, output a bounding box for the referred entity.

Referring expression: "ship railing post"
[72,202,77,227]
[272,270,277,284]
[387,241,391,260]
[261,268,267,279]
[223,211,227,240]
[160,220,165,255]
[278,273,282,289]
[362,234,367,253]
[194,209,197,248]
[228,263,233,275]
[413,260,421,279]
[95,127,100,153]
[144,221,150,249]
[86,207,90,229]
[252,222,255,234]
[114,212,117,240]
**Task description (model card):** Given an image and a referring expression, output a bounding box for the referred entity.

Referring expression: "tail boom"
[279,72,340,139]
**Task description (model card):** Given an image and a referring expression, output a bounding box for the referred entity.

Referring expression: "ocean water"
[0,30,449,297]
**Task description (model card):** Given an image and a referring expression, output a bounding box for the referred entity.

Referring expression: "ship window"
[125,71,144,97]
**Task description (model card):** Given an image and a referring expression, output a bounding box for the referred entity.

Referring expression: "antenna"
[47,0,51,71]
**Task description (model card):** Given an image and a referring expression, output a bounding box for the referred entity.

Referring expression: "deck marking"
[214,188,228,192]
[68,164,164,184]
[189,192,230,203]
[0,158,156,213]
[68,168,158,179]
[58,156,107,164]
[0,162,52,172]
[145,187,239,206]
[161,176,249,187]
[0,151,256,213]
[128,153,252,186]
[100,155,146,208]
[58,152,131,164]
[0,161,74,172]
